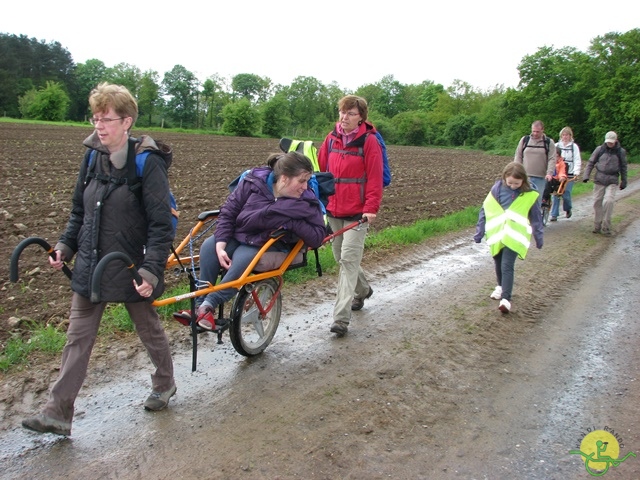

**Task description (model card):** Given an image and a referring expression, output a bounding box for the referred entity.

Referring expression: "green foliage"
[475,135,494,151]
[283,76,336,132]
[98,304,135,335]
[261,93,290,137]
[585,29,640,153]
[0,33,75,118]
[368,114,396,144]
[0,323,66,372]
[283,245,338,283]
[200,75,229,130]
[108,63,142,97]
[514,46,592,142]
[232,73,271,103]
[17,89,37,118]
[162,65,199,128]
[392,111,433,146]
[366,207,480,249]
[18,81,70,121]
[2,28,640,151]
[30,323,67,352]
[444,114,478,146]
[222,98,260,137]
[0,336,30,371]
[355,75,408,118]
[137,71,161,127]
[72,59,109,120]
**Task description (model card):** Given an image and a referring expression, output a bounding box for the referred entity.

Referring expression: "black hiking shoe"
[351,287,374,311]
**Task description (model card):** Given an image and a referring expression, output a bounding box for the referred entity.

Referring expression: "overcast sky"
[2,0,638,92]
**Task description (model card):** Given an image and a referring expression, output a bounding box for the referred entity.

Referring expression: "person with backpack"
[514,120,556,197]
[474,162,544,314]
[318,95,383,336]
[194,151,326,331]
[583,131,628,236]
[22,83,176,436]
[550,126,581,221]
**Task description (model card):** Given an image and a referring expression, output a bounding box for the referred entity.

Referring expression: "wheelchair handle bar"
[10,237,73,283]
[90,251,143,303]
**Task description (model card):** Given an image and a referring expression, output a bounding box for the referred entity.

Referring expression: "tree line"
[1,29,639,154]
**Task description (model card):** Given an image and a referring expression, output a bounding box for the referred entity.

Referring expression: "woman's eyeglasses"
[89,117,124,125]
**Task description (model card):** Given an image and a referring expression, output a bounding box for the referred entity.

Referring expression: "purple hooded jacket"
[215,167,326,249]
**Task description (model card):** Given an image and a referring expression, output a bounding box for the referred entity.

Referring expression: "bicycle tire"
[541,203,550,226]
[229,278,282,356]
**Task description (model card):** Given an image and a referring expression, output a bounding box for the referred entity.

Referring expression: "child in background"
[541,146,568,215]
[474,162,544,313]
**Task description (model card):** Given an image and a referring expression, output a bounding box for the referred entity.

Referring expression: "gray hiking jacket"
[583,142,628,187]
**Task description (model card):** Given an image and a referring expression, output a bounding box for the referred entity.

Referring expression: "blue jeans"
[493,247,518,301]
[197,235,259,309]
[529,176,546,201]
[551,179,575,217]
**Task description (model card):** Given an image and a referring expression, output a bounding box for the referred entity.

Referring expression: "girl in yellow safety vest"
[474,162,544,314]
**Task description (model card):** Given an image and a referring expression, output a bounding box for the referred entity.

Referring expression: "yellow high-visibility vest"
[483,190,539,259]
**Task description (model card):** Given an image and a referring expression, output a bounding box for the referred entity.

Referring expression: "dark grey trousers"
[42,293,174,424]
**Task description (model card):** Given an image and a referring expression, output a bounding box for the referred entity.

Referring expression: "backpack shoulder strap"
[329,139,365,158]
[84,148,127,186]
[125,137,143,200]
[83,149,96,185]
[521,135,549,155]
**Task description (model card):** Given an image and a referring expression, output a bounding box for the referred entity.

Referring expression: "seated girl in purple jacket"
[196,151,326,330]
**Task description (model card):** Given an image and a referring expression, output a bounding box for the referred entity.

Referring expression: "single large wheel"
[541,203,550,226]
[229,278,282,356]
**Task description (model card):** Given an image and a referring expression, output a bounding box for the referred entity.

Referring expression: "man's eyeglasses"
[89,117,124,125]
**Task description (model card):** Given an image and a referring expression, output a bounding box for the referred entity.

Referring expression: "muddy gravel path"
[2,183,640,479]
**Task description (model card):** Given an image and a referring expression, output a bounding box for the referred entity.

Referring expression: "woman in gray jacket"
[22,83,176,437]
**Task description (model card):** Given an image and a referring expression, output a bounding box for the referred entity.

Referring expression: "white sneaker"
[499,299,511,313]
[490,286,502,300]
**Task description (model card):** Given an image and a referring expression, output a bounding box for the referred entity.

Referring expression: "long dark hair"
[266,152,313,181]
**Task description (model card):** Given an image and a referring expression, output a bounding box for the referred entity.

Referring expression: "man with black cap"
[582,131,628,235]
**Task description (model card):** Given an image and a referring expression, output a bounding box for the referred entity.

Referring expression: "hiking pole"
[90,251,143,303]
[310,218,369,277]
[322,217,368,244]
[10,237,73,282]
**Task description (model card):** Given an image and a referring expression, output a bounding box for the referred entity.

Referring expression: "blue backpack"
[328,131,392,187]
[84,138,179,237]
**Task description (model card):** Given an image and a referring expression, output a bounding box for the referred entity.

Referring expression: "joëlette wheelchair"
[10,210,363,371]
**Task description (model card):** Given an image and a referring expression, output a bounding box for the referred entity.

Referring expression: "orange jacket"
[553,156,567,180]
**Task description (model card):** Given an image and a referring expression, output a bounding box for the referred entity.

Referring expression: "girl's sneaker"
[197,306,217,331]
[490,286,502,300]
[499,299,511,313]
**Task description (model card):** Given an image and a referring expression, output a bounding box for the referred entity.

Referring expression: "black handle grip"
[90,252,143,303]
[10,237,72,282]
